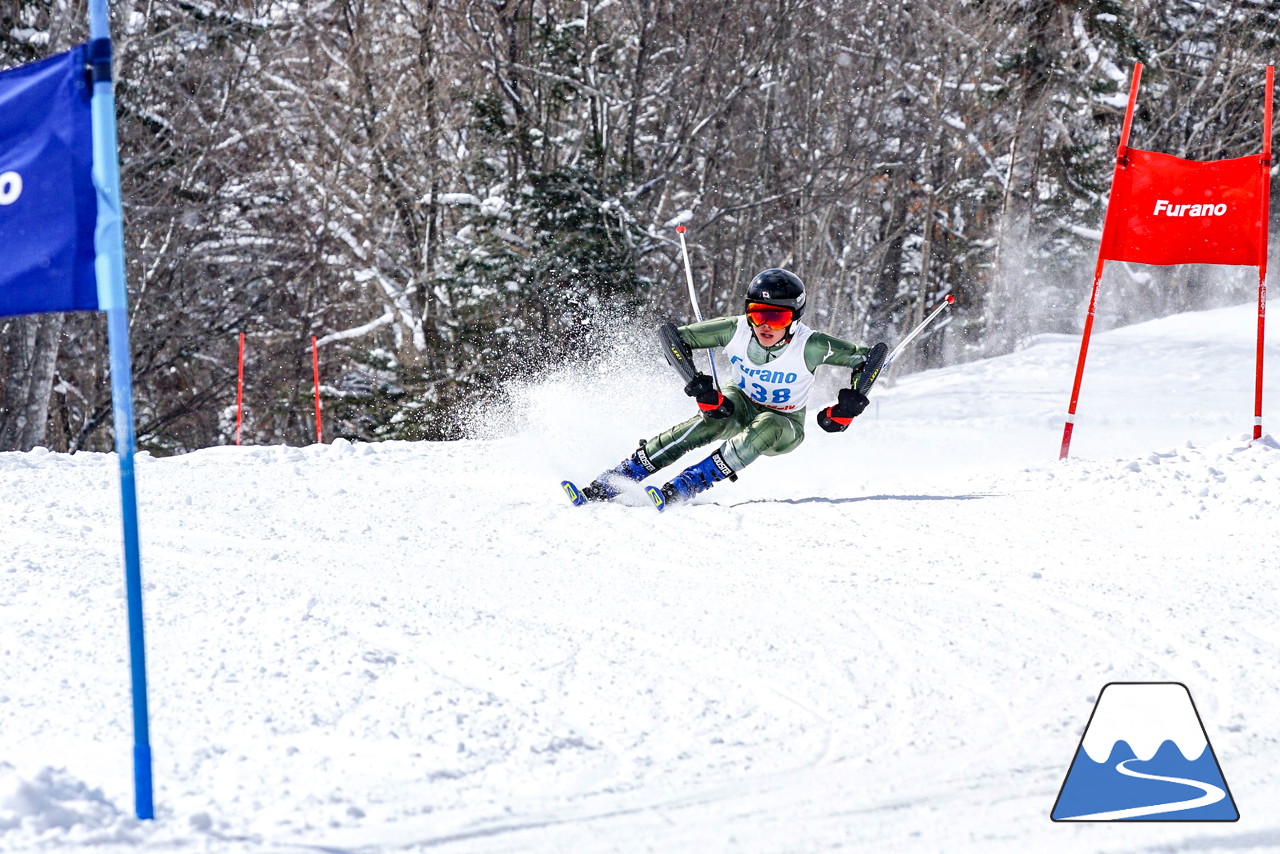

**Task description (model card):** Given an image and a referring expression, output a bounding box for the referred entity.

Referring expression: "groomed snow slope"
[2,302,1280,853]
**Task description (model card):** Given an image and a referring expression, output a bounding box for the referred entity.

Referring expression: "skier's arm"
[810,334,884,434]
[803,332,870,373]
[656,320,734,419]
[677,317,737,350]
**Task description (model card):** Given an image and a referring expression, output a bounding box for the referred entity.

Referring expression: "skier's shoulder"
[804,326,858,350]
[678,315,738,347]
[802,327,868,369]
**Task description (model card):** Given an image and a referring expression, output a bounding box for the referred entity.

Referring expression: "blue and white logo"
[1052,682,1238,821]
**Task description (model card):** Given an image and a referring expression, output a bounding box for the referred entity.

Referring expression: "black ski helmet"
[745,268,806,320]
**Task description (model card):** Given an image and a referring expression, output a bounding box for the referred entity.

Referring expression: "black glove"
[817,387,869,433]
[684,374,735,419]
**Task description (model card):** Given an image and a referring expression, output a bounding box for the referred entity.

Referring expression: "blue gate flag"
[0,44,99,317]
[1,18,155,822]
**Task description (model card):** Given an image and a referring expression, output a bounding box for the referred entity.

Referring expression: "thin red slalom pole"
[236,332,244,445]
[1060,63,1143,460]
[1255,65,1273,441]
[312,336,323,444]
[1060,271,1105,460]
[1265,65,1275,162]
[1115,62,1143,159]
[1092,62,1144,282]
[1259,276,1269,441]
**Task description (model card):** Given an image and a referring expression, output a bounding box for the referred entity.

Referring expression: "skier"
[563,268,887,510]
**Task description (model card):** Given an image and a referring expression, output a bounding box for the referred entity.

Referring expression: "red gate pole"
[1255,65,1273,441]
[312,336,323,444]
[1060,269,1105,459]
[236,331,245,445]
[1060,62,1143,460]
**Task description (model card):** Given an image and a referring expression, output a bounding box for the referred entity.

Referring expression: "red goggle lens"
[746,304,794,330]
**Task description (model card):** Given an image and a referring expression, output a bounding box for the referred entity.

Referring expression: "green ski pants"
[642,385,806,475]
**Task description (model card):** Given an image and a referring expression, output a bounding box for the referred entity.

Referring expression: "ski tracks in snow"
[4,409,1280,851]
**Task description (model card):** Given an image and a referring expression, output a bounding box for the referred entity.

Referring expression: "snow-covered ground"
[3,302,1280,853]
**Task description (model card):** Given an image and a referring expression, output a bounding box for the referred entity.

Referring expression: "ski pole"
[883,294,955,372]
[675,225,721,387]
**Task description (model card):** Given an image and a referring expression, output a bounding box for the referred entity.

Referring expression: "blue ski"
[645,485,668,512]
[560,480,587,506]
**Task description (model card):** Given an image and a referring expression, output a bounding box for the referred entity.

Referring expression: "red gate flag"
[1061,62,1274,460]
[1098,149,1267,267]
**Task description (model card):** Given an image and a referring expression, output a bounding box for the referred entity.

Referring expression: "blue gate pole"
[88,0,154,821]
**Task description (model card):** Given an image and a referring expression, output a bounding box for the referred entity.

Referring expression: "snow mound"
[1036,432,1280,520]
[0,763,138,846]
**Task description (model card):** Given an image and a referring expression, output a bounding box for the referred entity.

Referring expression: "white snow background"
[3,301,1280,853]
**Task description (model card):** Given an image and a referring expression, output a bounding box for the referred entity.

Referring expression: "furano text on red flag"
[1098,149,1267,268]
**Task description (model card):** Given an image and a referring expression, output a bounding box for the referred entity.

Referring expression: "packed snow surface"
[3,302,1280,852]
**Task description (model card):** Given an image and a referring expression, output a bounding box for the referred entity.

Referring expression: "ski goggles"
[746,303,795,330]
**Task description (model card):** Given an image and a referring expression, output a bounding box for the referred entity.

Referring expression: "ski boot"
[645,450,736,512]
[562,441,658,506]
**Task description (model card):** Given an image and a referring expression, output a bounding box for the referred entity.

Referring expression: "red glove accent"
[684,374,735,419]
[822,406,853,427]
[697,391,727,413]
